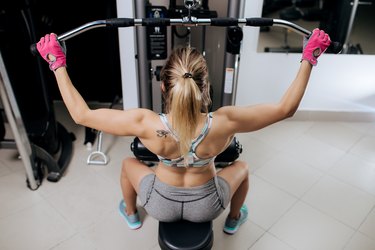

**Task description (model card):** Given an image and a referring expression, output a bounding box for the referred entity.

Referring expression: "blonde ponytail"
[170,77,202,159]
[161,47,211,165]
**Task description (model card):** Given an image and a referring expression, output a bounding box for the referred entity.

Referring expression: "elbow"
[286,108,297,118]
[280,104,298,119]
[71,108,90,126]
[71,113,85,126]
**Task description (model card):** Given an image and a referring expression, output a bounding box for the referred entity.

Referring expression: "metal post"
[343,0,359,53]
[342,0,373,53]
[135,0,152,109]
[221,0,242,106]
[0,52,38,190]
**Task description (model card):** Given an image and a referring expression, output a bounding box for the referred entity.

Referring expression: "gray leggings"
[138,174,231,223]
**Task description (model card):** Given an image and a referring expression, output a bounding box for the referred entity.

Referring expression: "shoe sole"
[118,209,142,230]
[119,200,142,230]
[223,217,248,235]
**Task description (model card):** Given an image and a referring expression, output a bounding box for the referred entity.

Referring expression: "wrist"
[301,55,317,66]
[301,59,313,68]
[50,59,67,71]
[54,66,67,74]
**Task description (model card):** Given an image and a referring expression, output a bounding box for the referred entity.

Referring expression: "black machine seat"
[131,136,242,166]
[131,137,242,250]
[159,220,213,250]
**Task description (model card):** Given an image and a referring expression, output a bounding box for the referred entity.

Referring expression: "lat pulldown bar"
[30,17,343,55]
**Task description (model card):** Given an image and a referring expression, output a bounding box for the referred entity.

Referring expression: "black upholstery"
[159,221,213,250]
[131,136,242,166]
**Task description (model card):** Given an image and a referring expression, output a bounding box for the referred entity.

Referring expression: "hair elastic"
[183,72,193,79]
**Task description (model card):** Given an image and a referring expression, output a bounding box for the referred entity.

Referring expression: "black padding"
[131,137,242,165]
[215,137,242,163]
[159,220,213,250]
[106,18,135,27]
[329,41,343,54]
[131,137,159,162]
[29,43,38,56]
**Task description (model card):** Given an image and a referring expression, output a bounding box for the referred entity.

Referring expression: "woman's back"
[137,109,234,187]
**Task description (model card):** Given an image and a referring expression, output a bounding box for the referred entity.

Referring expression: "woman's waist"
[154,163,216,188]
[150,174,220,203]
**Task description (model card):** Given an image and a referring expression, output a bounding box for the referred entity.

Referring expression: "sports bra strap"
[157,112,214,167]
[191,113,213,152]
[159,113,179,142]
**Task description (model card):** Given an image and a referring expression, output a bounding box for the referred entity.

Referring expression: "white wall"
[236,0,375,113]
[116,0,139,109]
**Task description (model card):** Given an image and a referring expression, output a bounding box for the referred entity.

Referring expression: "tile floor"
[1,104,375,250]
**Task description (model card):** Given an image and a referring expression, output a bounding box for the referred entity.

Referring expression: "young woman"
[36,28,330,234]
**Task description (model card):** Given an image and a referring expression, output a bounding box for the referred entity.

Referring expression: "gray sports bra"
[157,112,215,167]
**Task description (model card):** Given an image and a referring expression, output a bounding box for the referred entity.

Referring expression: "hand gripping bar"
[30,17,342,55]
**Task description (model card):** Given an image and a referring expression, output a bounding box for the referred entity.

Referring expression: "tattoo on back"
[156,130,169,138]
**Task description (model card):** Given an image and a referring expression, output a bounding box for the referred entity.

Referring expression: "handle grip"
[30,43,38,56]
[245,18,274,27]
[328,41,343,54]
[305,34,342,54]
[105,18,135,27]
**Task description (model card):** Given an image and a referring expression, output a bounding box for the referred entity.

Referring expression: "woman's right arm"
[37,33,150,137]
[218,29,331,134]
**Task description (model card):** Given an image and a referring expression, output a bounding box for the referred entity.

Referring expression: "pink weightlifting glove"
[37,33,66,71]
[301,28,331,66]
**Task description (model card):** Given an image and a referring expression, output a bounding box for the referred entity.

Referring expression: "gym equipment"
[131,136,242,167]
[87,131,108,165]
[29,2,342,247]
[30,15,342,56]
[86,95,121,165]
[1,1,75,188]
[264,0,319,53]
[0,50,74,188]
[131,136,242,250]
[319,0,373,54]
[0,52,39,190]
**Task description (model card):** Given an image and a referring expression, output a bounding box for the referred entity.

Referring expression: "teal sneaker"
[223,204,248,235]
[118,200,142,230]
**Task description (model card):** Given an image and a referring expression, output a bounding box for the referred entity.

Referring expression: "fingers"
[38,33,57,44]
[37,33,60,49]
[319,29,325,38]
[50,33,57,39]
[310,28,320,38]
[36,40,42,50]
[319,30,331,46]
[37,36,45,47]
[324,34,331,46]
[312,28,331,44]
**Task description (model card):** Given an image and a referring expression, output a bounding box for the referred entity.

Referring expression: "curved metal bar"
[272,19,310,36]
[57,20,107,41]
[52,18,312,42]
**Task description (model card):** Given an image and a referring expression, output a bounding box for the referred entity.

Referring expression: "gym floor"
[1,102,375,250]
